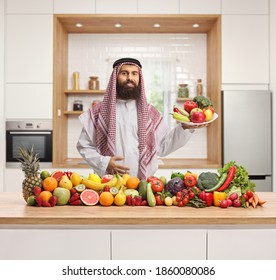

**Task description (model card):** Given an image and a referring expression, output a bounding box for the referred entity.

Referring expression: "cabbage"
[165,177,186,195]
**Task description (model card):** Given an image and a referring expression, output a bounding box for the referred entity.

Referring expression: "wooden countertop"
[0,192,275,225]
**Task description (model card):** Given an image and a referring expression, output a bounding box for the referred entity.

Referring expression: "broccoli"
[193,96,213,109]
[197,172,218,190]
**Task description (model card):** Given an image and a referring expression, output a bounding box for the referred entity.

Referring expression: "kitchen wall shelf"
[64,111,83,115]
[64,89,105,94]
[176,97,193,102]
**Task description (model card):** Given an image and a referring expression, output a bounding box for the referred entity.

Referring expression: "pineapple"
[18,146,42,202]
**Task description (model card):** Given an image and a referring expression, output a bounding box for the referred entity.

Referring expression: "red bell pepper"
[199,191,213,207]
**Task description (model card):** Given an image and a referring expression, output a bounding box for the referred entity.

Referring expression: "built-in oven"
[6,120,53,168]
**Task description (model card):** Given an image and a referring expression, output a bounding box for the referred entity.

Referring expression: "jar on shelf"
[73,100,83,111]
[178,84,189,98]
[73,71,80,90]
[196,79,203,96]
[88,76,100,90]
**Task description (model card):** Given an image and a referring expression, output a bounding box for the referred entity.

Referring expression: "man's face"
[116,64,140,100]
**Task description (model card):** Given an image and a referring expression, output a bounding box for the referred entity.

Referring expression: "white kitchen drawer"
[222,0,268,15]
[54,0,95,14]
[5,84,53,119]
[180,0,221,14]
[6,0,53,14]
[112,229,207,260]
[208,229,276,259]
[138,0,179,14]
[0,229,111,259]
[6,15,53,83]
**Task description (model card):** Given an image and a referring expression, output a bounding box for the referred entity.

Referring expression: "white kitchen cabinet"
[0,229,111,259]
[112,229,206,260]
[180,0,221,14]
[222,15,269,84]
[208,229,276,259]
[6,15,53,83]
[5,84,53,119]
[6,0,53,14]
[96,0,137,14]
[222,0,268,15]
[54,0,95,14]
[138,0,179,14]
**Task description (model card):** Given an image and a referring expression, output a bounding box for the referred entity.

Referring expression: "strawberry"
[131,197,136,206]
[69,193,80,203]
[140,200,148,206]
[33,186,42,196]
[70,199,82,206]
[42,201,51,207]
[70,188,77,196]
[35,195,42,207]
[135,196,142,206]
[126,195,132,206]
[49,195,58,207]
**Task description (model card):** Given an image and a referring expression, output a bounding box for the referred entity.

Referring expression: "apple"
[101,174,113,183]
[190,111,206,123]
[184,101,197,113]
[53,187,70,205]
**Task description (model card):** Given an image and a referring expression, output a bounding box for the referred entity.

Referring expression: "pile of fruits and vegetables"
[20,147,266,209]
[172,96,215,123]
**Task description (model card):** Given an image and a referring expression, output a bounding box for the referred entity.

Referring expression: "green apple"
[53,187,70,205]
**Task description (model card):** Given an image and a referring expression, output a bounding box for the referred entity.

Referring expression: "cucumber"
[147,183,156,207]
[138,180,148,200]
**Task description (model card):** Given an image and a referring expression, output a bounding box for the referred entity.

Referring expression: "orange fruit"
[125,176,140,189]
[99,191,114,206]
[42,177,58,192]
[39,190,53,202]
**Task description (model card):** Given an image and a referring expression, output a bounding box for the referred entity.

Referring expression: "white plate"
[176,113,218,127]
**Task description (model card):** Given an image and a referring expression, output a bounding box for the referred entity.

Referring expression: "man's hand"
[107,156,130,175]
[181,123,209,130]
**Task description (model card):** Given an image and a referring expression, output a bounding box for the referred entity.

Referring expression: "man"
[77,58,196,180]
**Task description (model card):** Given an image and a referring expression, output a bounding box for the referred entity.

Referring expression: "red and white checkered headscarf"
[89,62,163,179]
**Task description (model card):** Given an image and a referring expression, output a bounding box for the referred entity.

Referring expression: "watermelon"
[80,189,99,206]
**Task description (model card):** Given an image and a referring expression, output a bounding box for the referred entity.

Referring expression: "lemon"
[40,170,50,180]
[70,172,82,186]
[88,173,101,183]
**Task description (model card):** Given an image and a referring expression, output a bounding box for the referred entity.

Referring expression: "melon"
[80,189,99,206]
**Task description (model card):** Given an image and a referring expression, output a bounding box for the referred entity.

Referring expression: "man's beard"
[116,81,140,100]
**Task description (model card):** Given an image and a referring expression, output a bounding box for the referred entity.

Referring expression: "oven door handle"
[9,131,52,135]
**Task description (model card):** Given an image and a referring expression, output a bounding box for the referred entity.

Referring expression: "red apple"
[184,101,197,113]
[101,174,113,183]
[190,111,206,123]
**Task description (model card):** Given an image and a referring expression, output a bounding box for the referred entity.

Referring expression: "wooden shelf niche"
[53,14,222,169]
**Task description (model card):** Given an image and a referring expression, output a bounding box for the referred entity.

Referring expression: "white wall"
[270,0,276,191]
[0,0,5,191]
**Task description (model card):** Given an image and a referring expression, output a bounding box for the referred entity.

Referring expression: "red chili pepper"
[173,106,181,113]
[216,166,236,192]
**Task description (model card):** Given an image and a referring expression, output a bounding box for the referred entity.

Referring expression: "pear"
[59,175,73,190]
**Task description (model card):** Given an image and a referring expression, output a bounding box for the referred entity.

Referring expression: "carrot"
[245,201,250,208]
[251,200,256,208]
[253,194,259,205]
[248,196,254,203]
[258,199,267,206]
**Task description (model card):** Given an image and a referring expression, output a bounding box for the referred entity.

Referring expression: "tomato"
[189,192,195,199]
[182,197,189,205]
[155,194,164,205]
[178,201,184,207]
[184,101,197,113]
[151,179,164,193]
[184,175,197,188]
[146,176,159,184]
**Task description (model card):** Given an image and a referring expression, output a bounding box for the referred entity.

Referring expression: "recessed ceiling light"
[192,23,200,28]
[153,23,161,28]
[114,23,122,28]
[75,23,83,28]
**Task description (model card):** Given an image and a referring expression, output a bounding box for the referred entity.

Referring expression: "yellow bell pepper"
[184,171,198,179]
[213,191,226,207]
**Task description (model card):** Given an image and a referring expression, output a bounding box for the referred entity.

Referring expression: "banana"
[172,112,190,123]
[81,175,118,191]
[174,106,189,117]
[122,173,130,185]
[114,173,123,189]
